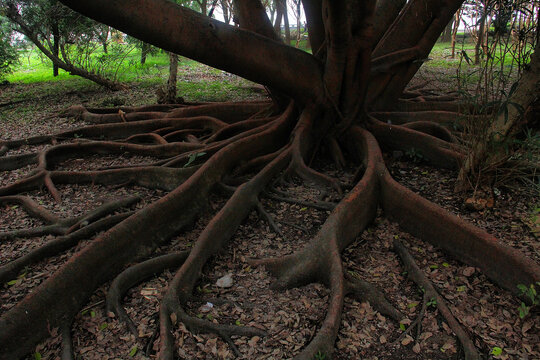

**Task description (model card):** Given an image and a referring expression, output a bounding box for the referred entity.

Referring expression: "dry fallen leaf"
[463,267,475,277]
[401,335,413,346]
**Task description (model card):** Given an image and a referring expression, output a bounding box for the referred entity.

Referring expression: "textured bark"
[1,1,538,359]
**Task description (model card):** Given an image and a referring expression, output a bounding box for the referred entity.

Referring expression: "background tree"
[1,0,125,89]
[0,16,18,81]
[0,0,538,359]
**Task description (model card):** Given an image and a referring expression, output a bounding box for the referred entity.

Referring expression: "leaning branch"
[57,0,324,102]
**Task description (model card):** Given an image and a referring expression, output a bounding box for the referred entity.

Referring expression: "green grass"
[6,36,531,102]
[7,47,175,84]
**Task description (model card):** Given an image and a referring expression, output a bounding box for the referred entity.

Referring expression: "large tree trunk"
[0,0,538,359]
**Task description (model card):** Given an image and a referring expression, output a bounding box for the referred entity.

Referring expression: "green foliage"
[517,283,539,319]
[314,351,326,360]
[0,16,19,79]
[184,152,206,168]
[128,345,138,357]
[405,148,424,163]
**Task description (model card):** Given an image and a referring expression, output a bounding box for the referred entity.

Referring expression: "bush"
[0,17,18,79]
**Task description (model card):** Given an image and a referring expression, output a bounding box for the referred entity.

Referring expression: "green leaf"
[518,303,529,319]
[183,152,206,168]
[98,322,108,331]
[206,314,213,320]
[90,310,96,318]
[517,284,528,293]
[491,347,503,356]
[456,285,466,292]
[300,207,307,211]
[235,319,242,326]
[128,345,138,357]
[442,262,449,267]
[407,302,418,308]
[429,265,438,269]
[196,313,203,319]
[10,205,19,209]
[7,280,17,286]
[34,352,42,360]
[399,323,406,331]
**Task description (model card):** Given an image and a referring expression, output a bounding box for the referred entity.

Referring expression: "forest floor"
[0,63,539,360]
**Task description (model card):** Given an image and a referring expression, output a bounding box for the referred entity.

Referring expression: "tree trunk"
[140,41,151,64]
[221,0,231,23]
[474,5,488,65]
[273,0,283,36]
[52,21,59,77]
[1,1,538,359]
[451,8,461,58]
[441,17,453,42]
[282,0,291,44]
[296,0,301,47]
[167,52,178,103]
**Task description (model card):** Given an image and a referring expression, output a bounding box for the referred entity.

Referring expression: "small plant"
[314,351,326,360]
[184,152,206,167]
[517,283,539,319]
[426,297,437,308]
[405,147,424,163]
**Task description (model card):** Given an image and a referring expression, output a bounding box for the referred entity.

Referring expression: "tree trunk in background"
[273,0,283,37]
[140,42,151,64]
[474,5,487,65]
[451,8,462,58]
[441,18,453,42]
[282,0,290,44]
[166,52,178,103]
[52,21,59,77]
[221,0,231,24]
[295,0,301,47]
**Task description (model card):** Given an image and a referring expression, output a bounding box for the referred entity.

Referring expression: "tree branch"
[57,0,324,102]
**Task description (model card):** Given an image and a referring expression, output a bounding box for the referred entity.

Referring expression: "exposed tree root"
[393,239,480,360]
[0,99,538,360]
[0,211,133,285]
[106,251,190,338]
[0,195,140,241]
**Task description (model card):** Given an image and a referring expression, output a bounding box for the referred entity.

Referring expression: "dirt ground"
[0,68,539,360]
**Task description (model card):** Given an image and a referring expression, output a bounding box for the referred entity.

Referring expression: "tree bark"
[441,17,453,42]
[54,0,324,102]
[451,8,462,58]
[2,1,539,359]
[52,21,59,77]
[167,52,178,103]
[474,4,488,65]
